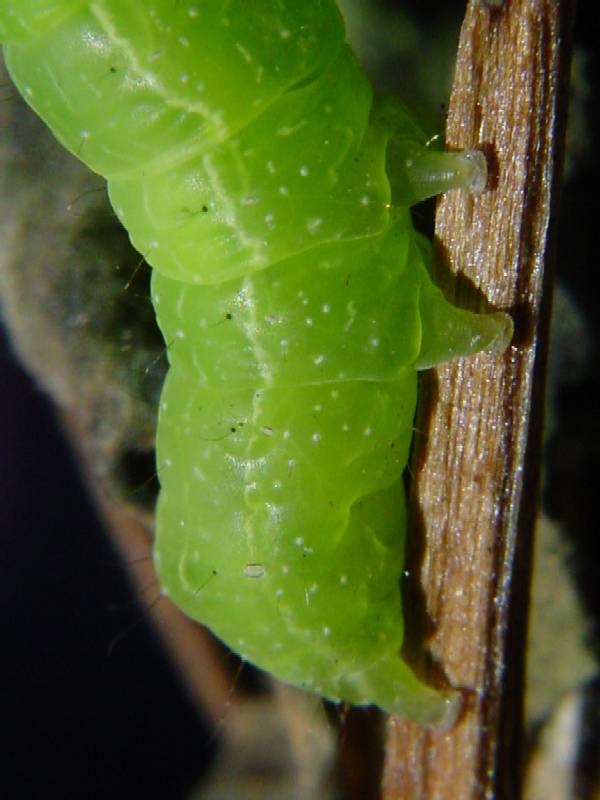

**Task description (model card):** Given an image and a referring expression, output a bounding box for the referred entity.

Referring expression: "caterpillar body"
[1,1,511,723]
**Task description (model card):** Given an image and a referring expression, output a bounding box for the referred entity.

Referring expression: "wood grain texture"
[382,0,574,797]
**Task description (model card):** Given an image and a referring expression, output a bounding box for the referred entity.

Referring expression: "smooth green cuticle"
[0,0,511,724]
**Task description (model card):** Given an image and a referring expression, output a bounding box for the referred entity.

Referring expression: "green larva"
[1,1,512,723]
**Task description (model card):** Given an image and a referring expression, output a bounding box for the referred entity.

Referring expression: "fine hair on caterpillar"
[1,1,513,724]
[65,181,109,215]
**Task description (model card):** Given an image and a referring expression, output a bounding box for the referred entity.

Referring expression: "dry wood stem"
[383,0,574,797]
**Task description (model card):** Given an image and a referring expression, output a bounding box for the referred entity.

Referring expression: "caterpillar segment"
[1,0,511,722]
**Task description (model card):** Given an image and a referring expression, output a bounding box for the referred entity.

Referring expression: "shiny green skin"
[2,1,507,722]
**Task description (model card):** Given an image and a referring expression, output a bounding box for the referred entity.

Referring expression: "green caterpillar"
[1,1,511,723]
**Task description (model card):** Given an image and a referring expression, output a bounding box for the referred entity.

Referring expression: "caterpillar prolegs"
[0,1,512,723]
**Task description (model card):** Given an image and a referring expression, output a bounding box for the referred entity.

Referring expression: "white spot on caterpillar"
[266,160,276,174]
[342,423,349,432]
[311,432,321,444]
[278,185,289,195]
[322,626,331,638]
[344,301,357,331]
[187,7,198,17]
[322,304,330,313]
[313,354,326,365]
[282,430,290,440]
[363,426,373,437]
[266,502,283,523]
[330,390,339,400]
[340,575,348,585]
[370,337,380,347]
[279,28,291,38]
[299,165,309,176]
[306,317,313,326]
[192,466,205,481]
[243,563,265,579]
[287,459,296,468]
[235,43,252,63]
[277,120,307,137]
[281,565,289,574]
[280,339,289,351]
[275,588,284,597]
[264,212,275,228]
[175,288,185,316]
[294,537,304,547]
[306,218,322,234]
[178,36,190,47]
[272,480,282,490]
[224,454,267,475]
[175,329,185,339]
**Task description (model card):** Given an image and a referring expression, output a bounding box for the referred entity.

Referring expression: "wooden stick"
[383,1,574,797]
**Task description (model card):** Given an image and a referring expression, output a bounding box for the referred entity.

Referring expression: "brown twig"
[382,1,574,798]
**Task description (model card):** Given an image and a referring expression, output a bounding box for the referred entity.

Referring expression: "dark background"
[0,329,216,798]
